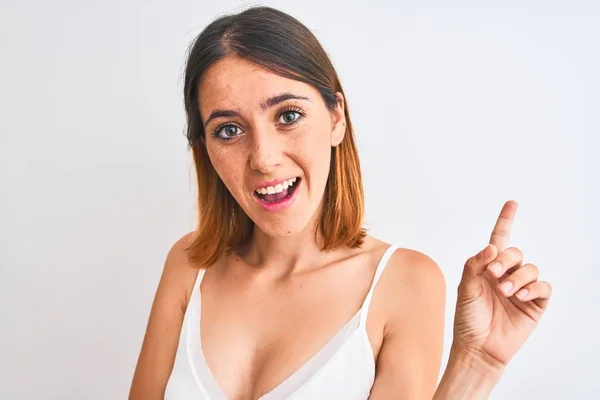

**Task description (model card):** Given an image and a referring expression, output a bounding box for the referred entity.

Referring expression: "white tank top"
[165,245,398,400]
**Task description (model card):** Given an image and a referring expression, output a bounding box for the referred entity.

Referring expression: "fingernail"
[499,280,513,294]
[488,262,501,276]
[516,288,529,299]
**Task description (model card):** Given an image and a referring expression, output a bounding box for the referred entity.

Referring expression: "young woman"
[130,6,552,399]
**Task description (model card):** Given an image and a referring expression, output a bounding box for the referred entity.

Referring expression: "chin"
[253,218,310,238]
[259,224,303,238]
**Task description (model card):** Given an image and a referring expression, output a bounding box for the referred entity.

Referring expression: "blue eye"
[213,124,242,141]
[278,110,303,125]
[211,108,304,142]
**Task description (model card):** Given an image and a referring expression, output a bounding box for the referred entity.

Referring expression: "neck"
[237,210,333,278]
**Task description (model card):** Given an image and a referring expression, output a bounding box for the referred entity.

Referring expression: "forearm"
[432,346,504,400]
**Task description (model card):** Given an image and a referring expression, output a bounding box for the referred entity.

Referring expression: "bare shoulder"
[364,237,447,341]
[163,230,202,308]
[362,234,445,299]
[360,235,446,326]
[128,230,201,399]
[373,244,446,313]
[367,242,447,398]
[167,229,197,263]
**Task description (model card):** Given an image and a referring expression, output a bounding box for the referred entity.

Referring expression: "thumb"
[459,244,499,295]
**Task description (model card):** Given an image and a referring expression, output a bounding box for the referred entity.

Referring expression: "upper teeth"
[255,177,297,195]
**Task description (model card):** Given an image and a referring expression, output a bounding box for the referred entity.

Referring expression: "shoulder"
[165,230,197,264]
[365,245,447,398]
[128,230,201,398]
[386,247,445,295]
[161,230,203,311]
[373,245,446,333]
[361,235,445,298]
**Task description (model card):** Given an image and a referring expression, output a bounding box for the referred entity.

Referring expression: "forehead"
[198,56,319,115]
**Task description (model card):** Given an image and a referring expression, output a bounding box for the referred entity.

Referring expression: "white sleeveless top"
[165,245,398,400]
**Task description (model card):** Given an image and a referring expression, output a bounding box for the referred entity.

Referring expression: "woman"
[130,6,552,399]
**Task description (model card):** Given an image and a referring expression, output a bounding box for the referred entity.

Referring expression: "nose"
[248,128,283,174]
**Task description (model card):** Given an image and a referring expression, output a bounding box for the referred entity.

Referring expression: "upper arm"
[368,250,446,400]
[128,232,199,400]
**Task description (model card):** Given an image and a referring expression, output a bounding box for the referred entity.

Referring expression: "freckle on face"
[198,56,336,236]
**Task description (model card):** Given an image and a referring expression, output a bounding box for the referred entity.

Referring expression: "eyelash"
[211,107,305,141]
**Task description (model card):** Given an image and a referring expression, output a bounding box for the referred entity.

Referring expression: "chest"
[196,261,386,399]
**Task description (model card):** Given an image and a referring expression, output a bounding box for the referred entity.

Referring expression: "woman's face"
[198,56,346,238]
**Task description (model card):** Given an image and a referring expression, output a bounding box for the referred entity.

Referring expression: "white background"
[1,0,598,398]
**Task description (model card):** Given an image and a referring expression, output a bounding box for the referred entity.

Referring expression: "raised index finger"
[489,200,519,251]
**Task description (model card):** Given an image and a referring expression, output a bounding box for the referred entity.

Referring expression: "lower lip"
[253,179,301,213]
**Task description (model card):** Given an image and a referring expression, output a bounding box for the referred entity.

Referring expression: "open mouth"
[254,177,301,204]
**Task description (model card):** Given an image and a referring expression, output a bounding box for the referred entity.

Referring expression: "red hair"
[181,6,366,267]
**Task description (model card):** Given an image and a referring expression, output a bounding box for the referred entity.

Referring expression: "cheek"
[293,124,332,179]
[208,148,243,190]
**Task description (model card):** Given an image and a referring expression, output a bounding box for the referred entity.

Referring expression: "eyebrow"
[203,92,311,128]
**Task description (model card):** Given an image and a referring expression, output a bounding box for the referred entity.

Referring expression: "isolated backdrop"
[1,0,598,398]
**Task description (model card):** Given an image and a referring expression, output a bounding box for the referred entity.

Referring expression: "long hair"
[182,6,366,267]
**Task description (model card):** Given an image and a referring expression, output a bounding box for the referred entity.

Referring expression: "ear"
[330,92,346,147]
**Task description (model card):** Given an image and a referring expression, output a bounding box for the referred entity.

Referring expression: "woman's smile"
[252,177,302,212]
